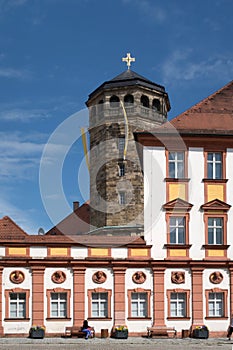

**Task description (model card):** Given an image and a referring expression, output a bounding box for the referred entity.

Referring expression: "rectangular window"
[118,138,125,156]
[208,217,223,244]
[169,217,185,244]
[169,152,184,178]
[208,292,223,317]
[51,292,67,318]
[131,292,148,317]
[118,163,125,177]
[92,292,108,318]
[207,152,222,179]
[170,292,186,317]
[119,191,126,205]
[10,293,26,318]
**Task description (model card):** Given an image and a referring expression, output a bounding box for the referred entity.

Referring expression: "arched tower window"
[152,98,161,112]
[124,94,134,106]
[141,95,149,108]
[110,95,120,108]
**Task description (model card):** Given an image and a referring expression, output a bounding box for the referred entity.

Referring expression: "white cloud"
[122,0,166,23]
[0,196,37,234]
[0,0,28,13]
[161,50,233,84]
[0,67,31,79]
[0,108,50,122]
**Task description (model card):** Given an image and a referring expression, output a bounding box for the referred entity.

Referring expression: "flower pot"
[114,330,128,339]
[29,328,45,339]
[192,328,209,339]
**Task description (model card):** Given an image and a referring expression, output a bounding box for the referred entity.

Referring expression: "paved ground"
[0,337,232,350]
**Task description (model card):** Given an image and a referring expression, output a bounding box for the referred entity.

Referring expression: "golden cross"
[122,53,135,70]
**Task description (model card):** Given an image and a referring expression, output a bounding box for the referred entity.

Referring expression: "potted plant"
[192,325,209,339]
[114,325,128,339]
[29,325,45,339]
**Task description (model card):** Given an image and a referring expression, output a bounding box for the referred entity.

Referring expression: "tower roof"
[87,69,167,103]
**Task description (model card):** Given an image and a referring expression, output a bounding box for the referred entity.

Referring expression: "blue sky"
[0,0,233,233]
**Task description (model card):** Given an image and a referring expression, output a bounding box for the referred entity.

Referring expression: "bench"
[147,326,177,338]
[63,326,95,338]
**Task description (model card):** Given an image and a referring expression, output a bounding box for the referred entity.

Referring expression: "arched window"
[141,95,149,108]
[124,94,134,106]
[152,99,161,112]
[110,95,120,108]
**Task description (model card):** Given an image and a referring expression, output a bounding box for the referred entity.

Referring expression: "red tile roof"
[46,201,90,236]
[170,80,233,132]
[0,216,28,240]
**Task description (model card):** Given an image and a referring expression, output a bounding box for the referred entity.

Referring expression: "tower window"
[119,191,126,205]
[118,163,125,177]
[98,99,104,112]
[118,137,125,156]
[141,95,149,108]
[110,95,120,108]
[124,94,134,106]
[152,98,161,112]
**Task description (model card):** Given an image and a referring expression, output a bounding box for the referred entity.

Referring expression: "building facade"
[0,65,232,338]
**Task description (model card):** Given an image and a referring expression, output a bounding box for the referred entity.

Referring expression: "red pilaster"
[152,267,166,326]
[73,267,86,326]
[31,266,45,326]
[0,267,4,335]
[191,267,204,326]
[113,267,126,325]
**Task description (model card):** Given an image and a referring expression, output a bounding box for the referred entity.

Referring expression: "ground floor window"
[127,289,151,319]
[205,289,228,318]
[10,292,26,318]
[51,292,67,317]
[167,289,190,319]
[88,288,112,319]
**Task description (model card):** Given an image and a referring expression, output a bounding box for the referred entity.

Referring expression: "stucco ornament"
[51,270,66,284]
[171,271,185,284]
[209,271,223,284]
[10,270,25,284]
[132,271,146,284]
[92,271,107,284]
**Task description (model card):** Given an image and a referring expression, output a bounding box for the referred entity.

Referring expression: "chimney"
[73,201,80,211]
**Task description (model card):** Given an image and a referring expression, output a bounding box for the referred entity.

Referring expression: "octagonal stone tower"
[86,62,170,232]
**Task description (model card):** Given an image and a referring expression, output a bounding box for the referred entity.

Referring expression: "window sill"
[164,178,190,182]
[205,316,228,320]
[167,317,190,320]
[127,317,151,320]
[46,317,71,321]
[164,244,192,249]
[4,318,30,322]
[88,317,112,321]
[202,244,229,249]
[202,178,228,183]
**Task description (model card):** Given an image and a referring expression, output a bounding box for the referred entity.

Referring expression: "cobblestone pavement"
[0,337,232,350]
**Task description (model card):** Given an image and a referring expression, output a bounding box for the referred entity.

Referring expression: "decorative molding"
[92,271,107,284]
[51,271,66,284]
[10,270,25,284]
[132,271,146,284]
[209,271,223,284]
[171,271,185,284]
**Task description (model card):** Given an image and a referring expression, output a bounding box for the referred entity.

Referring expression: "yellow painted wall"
[8,247,27,256]
[90,248,109,256]
[169,184,186,201]
[169,249,186,257]
[49,248,68,256]
[207,184,224,202]
[130,249,148,257]
[208,250,224,257]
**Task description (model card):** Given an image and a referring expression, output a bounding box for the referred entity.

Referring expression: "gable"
[200,198,231,211]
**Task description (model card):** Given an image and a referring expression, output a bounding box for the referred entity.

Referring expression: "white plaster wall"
[111,248,127,259]
[2,267,32,334]
[44,267,73,333]
[164,268,192,331]
[125,268,153,332]
[85,268,113,332]
[203,268,229,331]
[71,247,88,259]
[0,247,5,257]
[144,147,166,259]
[226,149,233,258]
[188,148,205,259]
[30,246,47,258]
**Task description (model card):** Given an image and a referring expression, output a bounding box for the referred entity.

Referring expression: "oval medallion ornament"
[10,270,25,284]
[132,271,146,284]
[92,271,107,284]
[209,271,223,284]
[171,271,185,284]
[51,270,66,284]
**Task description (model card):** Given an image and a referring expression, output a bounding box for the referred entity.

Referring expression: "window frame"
[4,288,30,321]
[205,288,228,319]
[119,191,126,205]
[204,213,227,246]
[88,288,112,320]
[46,288,71,320]
[167,151,186,179]
[167,289,190,320]
[204,150,226,180]
[127,288,151,320]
